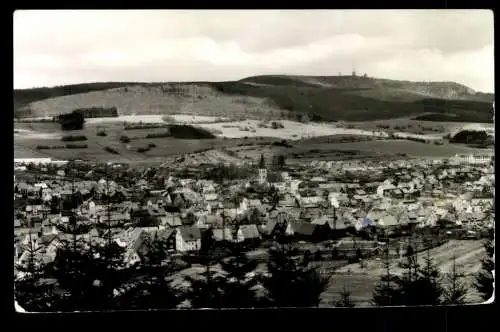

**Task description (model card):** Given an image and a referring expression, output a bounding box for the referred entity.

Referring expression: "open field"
[339,118,494,136]
[320,240,487,306]
[334,240,485,276]
[17,83,288,120]
[166,240,488,307]
[14,117,493,164]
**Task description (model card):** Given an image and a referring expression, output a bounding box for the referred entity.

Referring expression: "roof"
[155,228,175,241]
[263,219,281,235]
[378,215,398,227]
[178,226,201,241]
[288,220,306,233]
[247,199,262,207]
[213,227,234,241]
[362,218,375,227]
[39,234,58,246]
[238,224,261,239]
[296,223,318,236]
[204,193,218,201]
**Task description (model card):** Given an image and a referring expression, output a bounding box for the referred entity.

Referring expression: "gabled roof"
[287,220,305,233]
[296,223,318,236]
[178,226,201,241]
[155,228,175,241]
[378,215,398,227]
[238,224,261,239]
[212,227,234,241]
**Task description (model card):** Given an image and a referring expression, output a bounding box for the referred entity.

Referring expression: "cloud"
[13,10,494,92]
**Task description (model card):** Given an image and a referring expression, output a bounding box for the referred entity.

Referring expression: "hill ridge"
[14,75,494,123]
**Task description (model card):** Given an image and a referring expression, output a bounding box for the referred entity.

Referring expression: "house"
[262,219,287,239]
[271,182,287,193]
[239,198,262,213]
[294,223,322,242]
[297,196,323,209]
[212,227,235,242]
[154,228,176,252]
[236,224,261,245]
[204,193,218,202]
[376,183,397,198]
[175,226,202,252]
[285,220,304,236]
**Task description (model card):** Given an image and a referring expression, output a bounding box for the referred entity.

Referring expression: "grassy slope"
[14,75,494,123]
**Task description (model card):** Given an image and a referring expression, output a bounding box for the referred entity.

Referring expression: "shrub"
[61,135,87,142]
[272,140,293,148]
[124,123,168,130]
[146,131,170,139]
[137,147,150,153]
[97,130,107,137]
[73,106,118,118]
[162,115,177,123]
[120,135,131,143]
[271,121,284,129]
[148,143,157,149]
[65,144,88,149]
[104,146,119,154]
[57,111,85,131]
[36,145,50,150]
[168,125,216,139]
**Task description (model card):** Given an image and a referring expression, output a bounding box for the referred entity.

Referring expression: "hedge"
[61,135,88,142]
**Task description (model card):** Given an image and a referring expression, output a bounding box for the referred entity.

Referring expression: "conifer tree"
[336,285,355,307]
[260,244,328,308]
[442,256,468,305]
[14,230,57,311]
[218,242,259,308]
[183,253,225,308]
[474,239,495,301]
[372,245,397,306]
[393,248,443,306]
[390,245,419,306]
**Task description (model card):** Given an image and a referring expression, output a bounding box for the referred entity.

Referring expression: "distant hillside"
[14,75,494,123]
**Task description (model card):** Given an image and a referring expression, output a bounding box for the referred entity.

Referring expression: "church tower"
[258,168,268,185]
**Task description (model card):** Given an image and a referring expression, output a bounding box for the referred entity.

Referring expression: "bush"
[137,147,150,153]
[168,125,216,139]
[406,136,427,143]
[73,106,118,118]
[271,121,284,129]
[162,115,177,123]
[104,146,119,154]
[61,135,87,142]
[272,140,293,148]
[146,131,170,139]
[65,144,88,149]
[36,145,50,150]
[58,111,85,131]
[97,130,107,137]
[120,135,131,143]
[124,123,168,130]
[148,143,156,149]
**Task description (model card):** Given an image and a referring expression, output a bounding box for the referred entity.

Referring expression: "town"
[14,152,495,310]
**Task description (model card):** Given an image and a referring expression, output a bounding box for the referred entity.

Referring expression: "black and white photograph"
[14,9,494,312]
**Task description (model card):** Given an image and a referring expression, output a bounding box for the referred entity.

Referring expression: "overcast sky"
[14,10,494,92]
